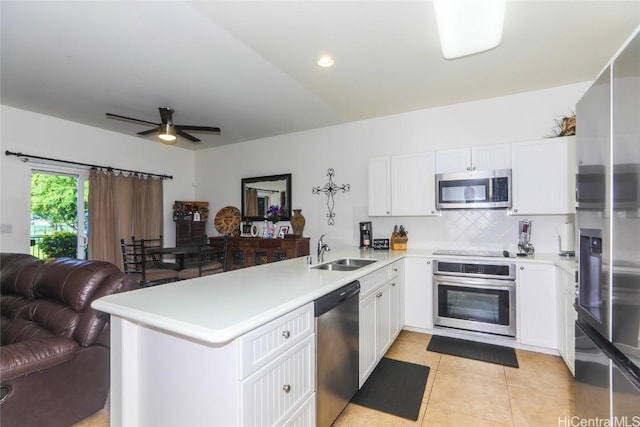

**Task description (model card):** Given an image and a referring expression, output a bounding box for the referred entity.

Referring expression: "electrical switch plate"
[1,224,13,234]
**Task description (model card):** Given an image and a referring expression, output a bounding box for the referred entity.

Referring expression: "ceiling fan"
[106,107,221,144]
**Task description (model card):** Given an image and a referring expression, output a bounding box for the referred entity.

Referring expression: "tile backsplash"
[365,209,574,254]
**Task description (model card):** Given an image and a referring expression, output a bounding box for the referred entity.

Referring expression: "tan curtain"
[246,188,258,217]
[132,174,163,240]
[88,170,164,269]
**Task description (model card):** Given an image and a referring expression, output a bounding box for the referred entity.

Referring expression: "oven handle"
[433,275,516,289]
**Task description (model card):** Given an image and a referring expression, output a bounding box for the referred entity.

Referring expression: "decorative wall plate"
[214,206,241,234]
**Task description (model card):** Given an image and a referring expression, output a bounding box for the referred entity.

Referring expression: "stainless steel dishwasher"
[315,280,360,427]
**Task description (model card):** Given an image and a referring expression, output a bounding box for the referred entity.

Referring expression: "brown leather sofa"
[0,253,137,427]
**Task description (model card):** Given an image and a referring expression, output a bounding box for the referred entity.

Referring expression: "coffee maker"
[517,219,535,256]
[359,222,372,249]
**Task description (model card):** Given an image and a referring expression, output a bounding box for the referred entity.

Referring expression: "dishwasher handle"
[314,281,360,317]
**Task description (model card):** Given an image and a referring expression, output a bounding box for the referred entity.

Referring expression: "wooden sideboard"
[210,237,310,271]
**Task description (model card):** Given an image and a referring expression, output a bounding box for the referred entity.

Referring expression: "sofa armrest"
[0,337,78,381]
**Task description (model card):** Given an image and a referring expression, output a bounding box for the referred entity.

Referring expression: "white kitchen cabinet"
[359,261,402,387]
[368,153,438,216]
[435,144,511,174]
[556,267,577,375]
[517,263,558,349]
[403,257,433,330]
[110,302,315,427]
[241,335,315,426]
[368,157,391,216]
[391,152,437,216]
[391,262,404,339]
[511,136,576,215]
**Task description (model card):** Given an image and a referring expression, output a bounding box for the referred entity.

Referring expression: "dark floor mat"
[427,335,519,368]
[350,357,430,421]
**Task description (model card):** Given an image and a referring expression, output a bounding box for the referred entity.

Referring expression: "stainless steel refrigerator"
[575,27,640,422]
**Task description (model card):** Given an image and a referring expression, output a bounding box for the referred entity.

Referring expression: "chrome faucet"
[317,234,330,263]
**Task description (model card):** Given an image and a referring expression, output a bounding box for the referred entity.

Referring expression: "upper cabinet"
[435,144,511,174]
[368,157,391,216]
[369,153,437,217]
[511,136,576,215]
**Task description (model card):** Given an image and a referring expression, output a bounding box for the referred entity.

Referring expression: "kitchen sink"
[312,258,378,271]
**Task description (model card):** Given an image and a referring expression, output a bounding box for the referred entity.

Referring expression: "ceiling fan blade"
[158,107,174,124]
[176,125,221,133]
[177,129,201,144]
[137,128,158,136]
[106,113,158,127]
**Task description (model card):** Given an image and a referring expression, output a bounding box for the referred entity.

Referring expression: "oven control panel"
[434,260,516,280]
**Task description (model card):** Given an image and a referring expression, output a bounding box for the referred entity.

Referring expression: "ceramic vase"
[290,209,306,236]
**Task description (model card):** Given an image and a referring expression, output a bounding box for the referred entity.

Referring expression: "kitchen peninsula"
[93,248,575,426]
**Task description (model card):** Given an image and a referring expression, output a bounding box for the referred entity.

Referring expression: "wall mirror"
[241,174,292,221]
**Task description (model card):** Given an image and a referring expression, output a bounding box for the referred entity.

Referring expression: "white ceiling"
[2,1,639,150]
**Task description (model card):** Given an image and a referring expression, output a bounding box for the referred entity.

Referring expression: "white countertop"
[92,247,576,346]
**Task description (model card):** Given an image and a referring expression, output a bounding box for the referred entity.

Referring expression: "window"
[30,168,88,260]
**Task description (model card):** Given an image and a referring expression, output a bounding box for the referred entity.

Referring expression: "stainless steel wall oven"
[433,259,517,337]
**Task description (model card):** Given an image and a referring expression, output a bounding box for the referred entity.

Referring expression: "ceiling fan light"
[158,123,177,143]
[433,0,506,59]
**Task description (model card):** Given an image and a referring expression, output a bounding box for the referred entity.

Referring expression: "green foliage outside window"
[38,232,77,259]
[31,174,82,230]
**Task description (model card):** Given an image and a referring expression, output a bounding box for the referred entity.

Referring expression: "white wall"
[1,81,591,256]
[0,105,195,253]
[194,82,591,255]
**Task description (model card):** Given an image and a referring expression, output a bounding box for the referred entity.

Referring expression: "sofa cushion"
[0,316,55,345]
[34,258,122,312]
[0,336,78,381]
[0,257,43,299]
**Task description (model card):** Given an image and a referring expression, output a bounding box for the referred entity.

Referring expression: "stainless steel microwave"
[435,169,512,210]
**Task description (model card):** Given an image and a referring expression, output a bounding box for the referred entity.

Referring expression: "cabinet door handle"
[466,166,471,171]
[393,268,398,272]
[282,330,291,339]
[391,282,396,287]
[427,260,431,264]
[520,266,524,270]
[513,208,519,213]
[282,384,291,393]
[376,292,383,298]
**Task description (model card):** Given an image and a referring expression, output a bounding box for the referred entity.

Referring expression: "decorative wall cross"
[312,168,351,225]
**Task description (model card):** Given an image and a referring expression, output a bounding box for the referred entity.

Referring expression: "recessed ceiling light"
[317,56,335,67]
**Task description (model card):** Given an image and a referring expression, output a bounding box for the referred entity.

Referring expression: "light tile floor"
[74,330,575,427]
[334,331,575,427]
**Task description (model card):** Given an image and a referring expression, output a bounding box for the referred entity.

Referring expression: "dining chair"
[120,238,178,287]
[176,236,229,280]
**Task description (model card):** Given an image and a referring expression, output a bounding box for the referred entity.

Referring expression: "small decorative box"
[372,239,390,250]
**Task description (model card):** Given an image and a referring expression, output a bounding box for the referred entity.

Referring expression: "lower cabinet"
[517,263,558,349]
[110,302,315,427]
[556,267,577,375]
[403,257,432,330]
[241,335,315,426]
[359,261,403,387]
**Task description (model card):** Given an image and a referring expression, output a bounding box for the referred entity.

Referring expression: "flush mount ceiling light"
[158,123,177,143]
[317,56,335,67]
[433,0,506,59]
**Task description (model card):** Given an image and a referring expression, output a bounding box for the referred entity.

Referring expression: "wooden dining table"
[147,245,212,271]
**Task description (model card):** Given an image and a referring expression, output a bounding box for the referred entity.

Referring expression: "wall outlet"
[1,224,13,234]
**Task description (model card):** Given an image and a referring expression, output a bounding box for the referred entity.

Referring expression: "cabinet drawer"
[281,394,315,427]
[241,334,315,427]
[359,262,400,297]
[239,302,314,379]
